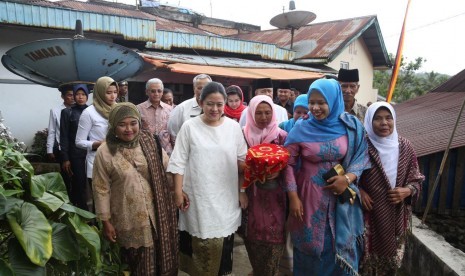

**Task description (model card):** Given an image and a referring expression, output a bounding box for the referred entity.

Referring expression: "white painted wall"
[328,37,377,105]
[0,28,97,147]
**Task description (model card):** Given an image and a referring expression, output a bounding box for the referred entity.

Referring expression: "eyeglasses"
[148,89,163,93]
[340,84,359,89]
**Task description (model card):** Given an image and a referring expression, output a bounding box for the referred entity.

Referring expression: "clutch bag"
[322,164,356,204]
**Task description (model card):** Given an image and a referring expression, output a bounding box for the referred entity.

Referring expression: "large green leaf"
[8,238,46,276]
[1,189,24,197]
[31,173,69,202]
[0,195,24,219]
[0,168,23,187]
[50,222,80,261]
[0,258,14,276]
[60,203,96,220]
[34,192,64,213]
[38,172,67,193]
[6,202,52,266]
[4,148,33,182]
[29,175,46,199]
[66,213,102,272]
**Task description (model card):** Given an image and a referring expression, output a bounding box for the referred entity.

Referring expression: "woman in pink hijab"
[242,95,288,276]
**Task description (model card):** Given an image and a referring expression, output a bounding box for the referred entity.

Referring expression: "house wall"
[327,37,377,106]
[0,27,102,147]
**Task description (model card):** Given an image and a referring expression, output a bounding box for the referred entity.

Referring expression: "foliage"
[27,129,50,163]
[0,112,26,152]
[0,138,105,275]
[373,55,450,103]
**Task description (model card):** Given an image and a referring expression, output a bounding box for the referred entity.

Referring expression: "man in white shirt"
[167,74,212,139]
[239,78,288,127]
[46,86,74,161]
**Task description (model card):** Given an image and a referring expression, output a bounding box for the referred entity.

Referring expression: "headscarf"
[224,85,247,121]
[364,101,399,189]
[279,94,308,132]
[73,84,89,98]
[285,78,346,145]
[93,76,118,119]
[243,95,280,147]
[106,102,141,155]
[73,84,89,109]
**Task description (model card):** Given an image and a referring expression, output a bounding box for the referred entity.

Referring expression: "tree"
[373,55,450,103]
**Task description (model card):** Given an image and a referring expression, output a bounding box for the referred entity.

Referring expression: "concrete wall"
[327,37,377,105]
[402,216,465,276]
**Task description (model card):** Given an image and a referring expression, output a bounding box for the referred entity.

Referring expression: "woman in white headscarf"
[360,101,424,275]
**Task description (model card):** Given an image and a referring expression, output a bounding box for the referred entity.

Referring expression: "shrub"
[28,129,49,162]
[0,139,102,275]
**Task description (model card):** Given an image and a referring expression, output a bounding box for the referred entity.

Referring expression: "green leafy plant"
[27,129,49,163]
[0,139,102,275]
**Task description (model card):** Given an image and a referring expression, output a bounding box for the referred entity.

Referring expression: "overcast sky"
[122,0,465,76]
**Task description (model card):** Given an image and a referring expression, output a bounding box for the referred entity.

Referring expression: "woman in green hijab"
[93,103,179,275]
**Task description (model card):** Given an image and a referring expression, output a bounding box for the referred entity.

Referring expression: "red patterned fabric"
[243,143,290,189]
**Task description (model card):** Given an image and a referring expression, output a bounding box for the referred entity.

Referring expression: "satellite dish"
[1,21,144,88]
[270,10,316,49]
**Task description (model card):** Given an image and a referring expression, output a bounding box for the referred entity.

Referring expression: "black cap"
[253,78,273,91]
[278,80,291,89]
[338,68,359,82]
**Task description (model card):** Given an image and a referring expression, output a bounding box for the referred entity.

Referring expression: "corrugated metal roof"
[56,0,213,35]
[230,16,391,68]
[142,51,320,71]
[395,92,465,157]
[3,0,294,62]
[147,30,295,61]
[0,0,157,41]
[430,69,465,92]
[141,52,324,80]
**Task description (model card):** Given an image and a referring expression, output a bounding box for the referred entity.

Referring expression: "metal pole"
[290,28,295,49]
[421,95,465,225]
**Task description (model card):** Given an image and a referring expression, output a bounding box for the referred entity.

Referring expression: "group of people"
[46,68,424,276]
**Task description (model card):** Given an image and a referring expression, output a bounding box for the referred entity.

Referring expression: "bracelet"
[407,184,416,196]
[344,174,351,186]
[240,188,246,193]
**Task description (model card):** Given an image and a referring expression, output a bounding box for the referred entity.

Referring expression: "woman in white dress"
[167,81,248,276]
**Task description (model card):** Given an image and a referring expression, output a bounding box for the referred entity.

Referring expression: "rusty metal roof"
[55,0,213,35]
[0,0,157,41]
[230,15,391,68]
[147,30,295,61]
[6,0,294,61]
[140,51,324,80]
[395,92,465,157]
[18,0,213,35]
[430,69,465,92]
[142,51,321,71]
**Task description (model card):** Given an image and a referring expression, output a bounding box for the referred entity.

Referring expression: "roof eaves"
[293,58,329,64]
[326,16,376,62]
[368,17,391,67]
[147,29,296,62]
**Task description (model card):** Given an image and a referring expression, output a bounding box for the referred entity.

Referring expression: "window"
[340,62,349,69]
